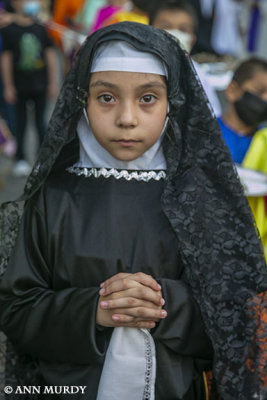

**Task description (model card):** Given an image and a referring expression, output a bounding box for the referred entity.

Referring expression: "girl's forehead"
[90,71,167,87]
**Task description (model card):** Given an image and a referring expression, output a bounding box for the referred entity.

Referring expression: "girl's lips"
[115,139,140,147]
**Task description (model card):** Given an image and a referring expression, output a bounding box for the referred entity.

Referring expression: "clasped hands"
[96,272,167,329]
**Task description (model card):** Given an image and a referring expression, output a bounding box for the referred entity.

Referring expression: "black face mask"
[234,91,267,126]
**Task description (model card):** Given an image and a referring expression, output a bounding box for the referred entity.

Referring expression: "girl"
[0,22,267,400]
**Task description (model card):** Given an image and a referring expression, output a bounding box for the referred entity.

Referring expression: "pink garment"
[90,5,121,33]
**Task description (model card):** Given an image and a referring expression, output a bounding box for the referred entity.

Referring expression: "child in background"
[218,57,267,261]
[0,22,266,400]
[1,0,58,177]
[149,0,221,116]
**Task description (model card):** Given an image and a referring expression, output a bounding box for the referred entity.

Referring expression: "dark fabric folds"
[0,22,267,399]
[0,172,212,398]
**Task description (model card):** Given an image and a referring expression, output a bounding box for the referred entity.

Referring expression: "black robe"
[0,169,212,399]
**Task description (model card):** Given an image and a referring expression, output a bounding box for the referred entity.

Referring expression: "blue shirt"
[218,117,253,164]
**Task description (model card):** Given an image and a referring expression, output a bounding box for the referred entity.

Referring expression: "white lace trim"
[143,331,154,400]
[66,166,167,182]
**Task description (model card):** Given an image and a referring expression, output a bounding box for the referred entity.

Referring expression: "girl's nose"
[116,101,138,128]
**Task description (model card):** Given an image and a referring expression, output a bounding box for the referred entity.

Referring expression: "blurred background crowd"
[0,0,267,259]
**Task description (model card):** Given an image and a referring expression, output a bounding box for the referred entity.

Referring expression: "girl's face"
[87,71,168,161]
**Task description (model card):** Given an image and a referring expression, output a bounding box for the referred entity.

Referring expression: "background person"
[0,0,58,177]
[150,0,221,116]
[218,57,267,261]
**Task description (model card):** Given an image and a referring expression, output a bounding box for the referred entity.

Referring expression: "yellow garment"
[242,128,267,261]
[102,10,148,27]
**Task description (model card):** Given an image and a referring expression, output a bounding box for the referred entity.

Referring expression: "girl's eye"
[141,95,156,104]
[99,94,115,103]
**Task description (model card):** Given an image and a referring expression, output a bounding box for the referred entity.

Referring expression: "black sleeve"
[42,25,54,48]
[0,192,111,365]
[152,277,213,360]
[1,26,13,52]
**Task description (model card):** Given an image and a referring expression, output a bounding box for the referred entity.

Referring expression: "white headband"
[91,40,168,77]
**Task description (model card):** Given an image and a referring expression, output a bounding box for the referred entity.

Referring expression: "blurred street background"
[1,0,267,204]
[0,100,55,203]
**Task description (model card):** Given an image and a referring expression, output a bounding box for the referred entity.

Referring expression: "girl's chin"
[108,151,142,162]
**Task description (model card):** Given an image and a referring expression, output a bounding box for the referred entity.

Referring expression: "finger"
[100,297,162,310]
[113,314,160,324]
[112,314,135,323]
[100,273,132,288]
[101,272,161,292]
[126,321,157,329]
[112,319,157,329]
[112,315,159,328]
[99,276,140,296]
[100,283,163,306]
[112,308,167,322]
[127,272,161,292]
[99,276,161,301]
[127,286,163,306]
[135,320,158,329]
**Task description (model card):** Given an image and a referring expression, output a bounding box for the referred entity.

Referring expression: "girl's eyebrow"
[138,82,166,90]
[90,80,166,90]
[90,81,117,89]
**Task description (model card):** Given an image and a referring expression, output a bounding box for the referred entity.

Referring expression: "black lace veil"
[1,22,267,399]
